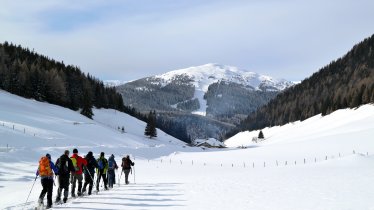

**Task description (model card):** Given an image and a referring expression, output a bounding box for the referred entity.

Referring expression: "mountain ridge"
[116,63,294,142]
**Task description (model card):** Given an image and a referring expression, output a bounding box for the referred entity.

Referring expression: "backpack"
[57,156,69,175]
[108,159,114,169]
[122,158,130,168]
[39,156,52,177]
[70,157,80,171]
[98,159,104,170]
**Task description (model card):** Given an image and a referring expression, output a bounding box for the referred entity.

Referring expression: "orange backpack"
[39,156,53,177]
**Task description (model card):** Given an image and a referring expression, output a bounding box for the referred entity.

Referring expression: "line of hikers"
[36,149,135,209]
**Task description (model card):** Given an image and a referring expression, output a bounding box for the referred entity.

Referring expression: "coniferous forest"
[0,42,125,118]
[227,34,374,137]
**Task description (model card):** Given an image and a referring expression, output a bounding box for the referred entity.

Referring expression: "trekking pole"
[25,176,38,206]
[118,170,123,186]
[133,165,136,184]
[133,155,136,184]
[84,166,97,194]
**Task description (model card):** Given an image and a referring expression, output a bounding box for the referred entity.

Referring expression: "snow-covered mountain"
[153,63,294,115]
[103,80,128,87]
[154,63,292,92]
[116,64,294,141]
[119,63,294,115]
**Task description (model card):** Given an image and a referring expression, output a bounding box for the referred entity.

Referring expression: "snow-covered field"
[1,90,374,210]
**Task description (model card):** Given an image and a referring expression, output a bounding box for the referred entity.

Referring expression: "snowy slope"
[1,90,374,210]
[0,90,189,162]
[154,63,293,115]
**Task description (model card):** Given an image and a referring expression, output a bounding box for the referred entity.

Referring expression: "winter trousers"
[39,178,53,207]
[56,175,69,202]
[107,169,116,188]
[124,169,131,184]
[82,173,94,195]
[96,171,108,191]
[70,173,83,196]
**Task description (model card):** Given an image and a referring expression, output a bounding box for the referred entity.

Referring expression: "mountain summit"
[155,63,292,92]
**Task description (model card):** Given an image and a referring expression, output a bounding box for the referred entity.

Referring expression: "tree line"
[0,42,125,118]
[227,34,374,138]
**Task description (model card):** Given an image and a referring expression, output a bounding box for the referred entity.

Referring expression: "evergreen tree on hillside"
[226,34,374,138]
[258,130,264,139]
[144,110,157,138]
[0,41,129,119]
[80,88,93,119]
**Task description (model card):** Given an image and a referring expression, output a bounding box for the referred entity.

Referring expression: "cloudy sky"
[1,0,373,82]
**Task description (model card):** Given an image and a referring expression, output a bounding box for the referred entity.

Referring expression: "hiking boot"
[38,198,43,205]
[46,205,52,209]
[55,198,61,203]
[71,193,76,198]
[63,198,67,203]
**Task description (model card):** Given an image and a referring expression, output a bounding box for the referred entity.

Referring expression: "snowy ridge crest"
[153,63,293,92]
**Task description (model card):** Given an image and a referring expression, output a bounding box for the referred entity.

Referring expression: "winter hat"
[64,150,70,155]
[100,152,105,157]
[111,154,114,158]
[88,151,93,157]
[46,153,51,160]
[73,148,78,154]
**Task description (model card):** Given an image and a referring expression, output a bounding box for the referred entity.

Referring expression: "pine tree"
[80,89,93,119]
[144,110,157,138]
[258,130,264,139]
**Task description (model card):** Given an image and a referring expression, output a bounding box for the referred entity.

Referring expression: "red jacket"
[70,153,87,175]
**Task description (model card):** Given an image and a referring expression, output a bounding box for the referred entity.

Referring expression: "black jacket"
[84,153,99,175]
[55,154,75,176]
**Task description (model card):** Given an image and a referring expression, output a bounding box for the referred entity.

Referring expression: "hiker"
[121,155,135,185]
[107,154,118,188]
[36,153,58,209]
[55,150,75,203]
[96,152,109,191]
[70,148,87,197]
[82,151,99,195]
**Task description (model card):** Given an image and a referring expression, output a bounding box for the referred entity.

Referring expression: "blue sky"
[1,0,374,81]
